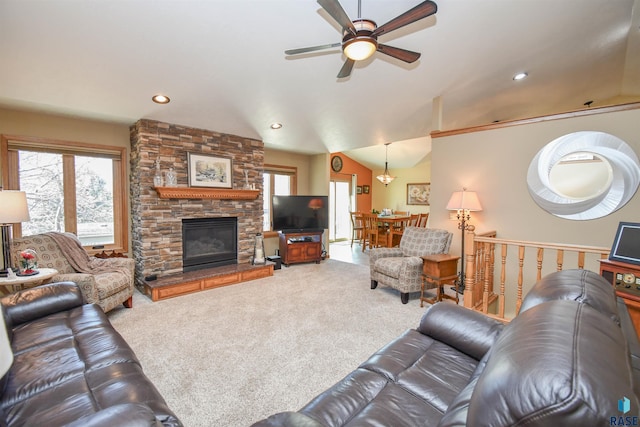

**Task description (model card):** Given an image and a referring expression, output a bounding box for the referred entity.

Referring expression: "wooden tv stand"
[279,230,323,266]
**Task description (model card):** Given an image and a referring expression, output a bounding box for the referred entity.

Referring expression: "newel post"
[463,225,477,309]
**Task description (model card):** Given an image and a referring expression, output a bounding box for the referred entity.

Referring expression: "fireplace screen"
[182,217,237,272]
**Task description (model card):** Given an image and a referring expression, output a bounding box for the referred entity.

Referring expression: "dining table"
[377,214,410,247]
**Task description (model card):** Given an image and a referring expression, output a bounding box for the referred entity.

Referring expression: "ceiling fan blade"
[337,58,355,78]
[371,0,437,37]
[377,44,421,63]
[317,0,356,35]
[285,42,341,56]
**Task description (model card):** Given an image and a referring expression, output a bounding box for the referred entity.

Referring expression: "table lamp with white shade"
[0,190,30,277]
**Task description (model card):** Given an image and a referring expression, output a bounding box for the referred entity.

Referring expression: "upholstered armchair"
[370,226,453,304]
[11,233,134,312]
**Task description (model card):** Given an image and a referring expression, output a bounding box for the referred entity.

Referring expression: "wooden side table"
[0,268,58,295]
[420,254,460,307]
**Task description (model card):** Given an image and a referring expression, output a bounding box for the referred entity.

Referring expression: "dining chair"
[361,212,388,252]
[409,214,420,227]
[350,212,364,247]
[389,216,410,247]
[418,213,429,227]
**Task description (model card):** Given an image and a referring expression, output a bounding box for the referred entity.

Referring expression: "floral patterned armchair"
[370,226,453,304]
[11,233,134,312]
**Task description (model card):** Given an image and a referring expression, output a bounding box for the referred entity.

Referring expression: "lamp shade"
[376,171,395,186]
[0,191,30,224]
[308,198,324,210]
[0,308,12,377]
[446,190,483,211]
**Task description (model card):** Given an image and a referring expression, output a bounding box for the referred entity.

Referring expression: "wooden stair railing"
[463,229,609,322]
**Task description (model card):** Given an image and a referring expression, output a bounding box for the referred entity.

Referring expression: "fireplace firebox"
[182,217,237,272]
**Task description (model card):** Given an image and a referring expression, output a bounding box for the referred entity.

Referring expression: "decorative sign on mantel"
[153,186,260,200]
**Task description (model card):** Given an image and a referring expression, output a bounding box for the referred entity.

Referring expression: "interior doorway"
[329,179,353,242]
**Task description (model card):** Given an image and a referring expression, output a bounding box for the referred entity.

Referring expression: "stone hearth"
[130,119,264,288]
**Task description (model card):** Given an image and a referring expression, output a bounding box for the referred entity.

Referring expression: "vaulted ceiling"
[1,0,638,169]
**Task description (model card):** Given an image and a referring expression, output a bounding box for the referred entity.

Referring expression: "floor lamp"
[0,190,30,277]
[446,189,482,293]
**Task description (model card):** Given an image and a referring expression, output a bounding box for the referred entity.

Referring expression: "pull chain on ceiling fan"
[285,0,438,78]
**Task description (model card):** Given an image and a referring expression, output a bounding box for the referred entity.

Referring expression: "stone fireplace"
[129,119,264,287]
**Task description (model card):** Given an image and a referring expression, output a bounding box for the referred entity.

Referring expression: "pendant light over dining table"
[376,143,396,186]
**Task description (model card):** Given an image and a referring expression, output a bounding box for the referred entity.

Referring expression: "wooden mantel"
[153,186,260,200]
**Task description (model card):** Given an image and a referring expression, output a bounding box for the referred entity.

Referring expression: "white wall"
[430,107,640,260]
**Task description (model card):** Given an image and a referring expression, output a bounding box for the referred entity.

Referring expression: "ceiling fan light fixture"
[343,37,377,61]
[343,19,378,61]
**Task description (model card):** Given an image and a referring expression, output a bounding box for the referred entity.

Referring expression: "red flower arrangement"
[19,249,38,275]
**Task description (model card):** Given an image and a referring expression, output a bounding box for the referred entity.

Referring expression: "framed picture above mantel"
[187,153,232,188]
[407,183,431,205]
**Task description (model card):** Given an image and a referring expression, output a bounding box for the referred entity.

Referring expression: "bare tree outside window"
[19,151,65,234]
[75,156,114,245]
[18,151,115,245]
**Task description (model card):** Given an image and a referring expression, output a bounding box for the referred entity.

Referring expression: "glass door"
[329,180,352,242]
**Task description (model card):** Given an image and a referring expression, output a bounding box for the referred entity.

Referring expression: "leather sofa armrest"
[1,282,85,327]
[618,297,640,398]
[251,412,324,427]
[64,403,167,427]
[417,303,504,360]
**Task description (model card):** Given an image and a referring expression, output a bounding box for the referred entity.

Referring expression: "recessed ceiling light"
[270,123,283,130]
[152,94,170,104]
[513,72,528,81]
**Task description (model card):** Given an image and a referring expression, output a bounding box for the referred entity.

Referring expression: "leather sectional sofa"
[0,282,181,426]
[253,269,640,426]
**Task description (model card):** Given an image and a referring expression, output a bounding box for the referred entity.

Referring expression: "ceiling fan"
[285,0,438,78]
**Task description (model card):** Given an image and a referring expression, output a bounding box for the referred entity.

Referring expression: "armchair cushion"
[400,227,453,257]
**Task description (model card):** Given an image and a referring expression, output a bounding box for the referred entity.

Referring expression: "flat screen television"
[609,222,640,266]
[272,195,329,232]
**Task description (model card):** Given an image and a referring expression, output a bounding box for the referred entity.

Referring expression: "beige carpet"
[107,259,428,427]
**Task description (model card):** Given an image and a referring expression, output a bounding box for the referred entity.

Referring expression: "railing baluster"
[557,249,564,271]
[536,247,544,281]
[499,244,507,318]
[482,244,491,314]
[578,251,585,269]
[516,246,525,315]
